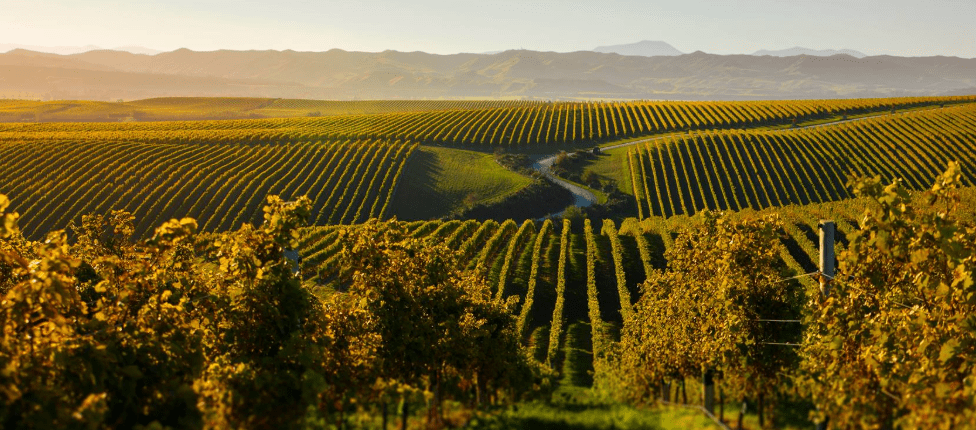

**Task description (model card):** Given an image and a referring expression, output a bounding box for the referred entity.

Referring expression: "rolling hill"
[753,46,867,58]
[1,47,974,101]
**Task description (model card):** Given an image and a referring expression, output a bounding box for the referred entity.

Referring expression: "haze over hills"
[0,47,973,101]
[592,40,684,57]
[0,43,162,56]
[753,47,868,58]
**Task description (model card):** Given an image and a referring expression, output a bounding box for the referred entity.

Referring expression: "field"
[0,98,525,122]
[3,94,976,429]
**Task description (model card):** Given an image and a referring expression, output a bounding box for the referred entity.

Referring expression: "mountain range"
[0,47,973,101]
[753,47,867,58]
[0,44,162,56]
[591,42,869,59]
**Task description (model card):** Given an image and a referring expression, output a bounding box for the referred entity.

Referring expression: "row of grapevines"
[471,219,517,273]
[444,220,479,248]
[620,218,655,277]
[426,219,462,240]
[547,219,572,366]
[601,220,633,320]
[516,219,554,339]
[627,151,646,219]
[495,220,537,299]
[583,219,608,357]
[458,220,499,262]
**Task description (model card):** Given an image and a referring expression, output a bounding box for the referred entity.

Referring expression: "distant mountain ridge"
[0,44,161,56]
[592,40,684,57]
[753,46,868,58]
[0,47,973,101]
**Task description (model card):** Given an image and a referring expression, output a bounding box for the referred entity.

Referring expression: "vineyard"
[0,96,970,148]
[0,138,416,238]
[2,96,975,243]
[1,96,974,248]
[0,97,527,122]
[625,103,976,217]
[298,188,976,378]
[4,91,976,428]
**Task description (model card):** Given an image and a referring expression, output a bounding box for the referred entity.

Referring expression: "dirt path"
[533,156,597,208]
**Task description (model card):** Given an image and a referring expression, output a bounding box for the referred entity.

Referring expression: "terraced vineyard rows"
[0,139,417,239]
[298,189,976,383]
[628,103,976,217]
[1,96,969,147]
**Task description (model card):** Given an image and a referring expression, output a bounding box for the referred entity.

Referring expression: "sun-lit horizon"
[2,0,975,58]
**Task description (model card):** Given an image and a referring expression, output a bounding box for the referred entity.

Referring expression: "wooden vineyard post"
[703,368,715,414]
[817,220,835,430]
[819,220,835,298]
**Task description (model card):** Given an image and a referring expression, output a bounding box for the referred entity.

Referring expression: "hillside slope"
[0,138,417,238]
[1,48,974,100]
[626,104,976,217]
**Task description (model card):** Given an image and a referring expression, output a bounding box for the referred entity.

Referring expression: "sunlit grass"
[467,387,721,430]
[387,146,532,220]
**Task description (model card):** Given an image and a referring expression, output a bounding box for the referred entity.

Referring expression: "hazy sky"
[2,0,974,57]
